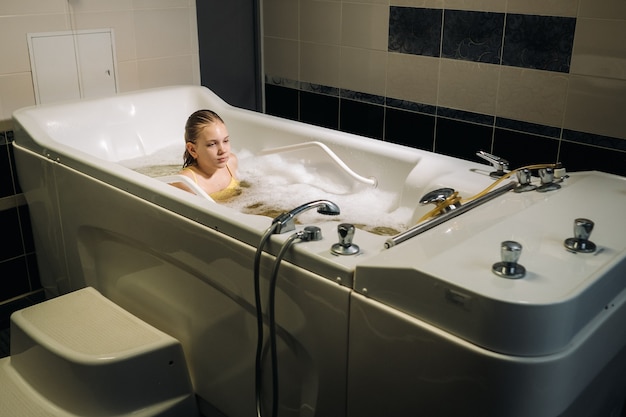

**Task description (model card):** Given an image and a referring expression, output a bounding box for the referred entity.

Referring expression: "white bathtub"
[12,86,626,417]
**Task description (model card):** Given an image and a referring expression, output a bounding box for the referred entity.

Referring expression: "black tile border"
[496,117,561,139]
[563,129,626,152]
[300,82,339,97]
[340,89,385,106]
[386,97,437,115]
[437,107,495,127]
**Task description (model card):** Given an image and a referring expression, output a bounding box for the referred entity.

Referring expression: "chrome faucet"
[476,150,509,178]
[271,200,340,234]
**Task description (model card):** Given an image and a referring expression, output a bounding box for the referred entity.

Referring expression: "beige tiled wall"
[0,0,199,131]
[263,0,626,141]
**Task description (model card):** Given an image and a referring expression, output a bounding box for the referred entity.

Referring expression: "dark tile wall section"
[265,5,625,178]
[389,7,577,73]
[385,107,435,151]
[442,10,504,64]
[434,118,493,162]
[0,130,42,318]
[0,131,15,198]
[388,7,442,57]
[493,129,561,169]
[265,84,299,121]
[339,99,384,139]
[300,91,339,130]
[265,84,626,177]
[502,14,576,73]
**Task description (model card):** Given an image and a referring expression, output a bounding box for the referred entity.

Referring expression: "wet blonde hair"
[183,109,225,168]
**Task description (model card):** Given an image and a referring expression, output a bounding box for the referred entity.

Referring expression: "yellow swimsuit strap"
[184,165,235,184]
[184,167,199,184]
[184,165,239,201]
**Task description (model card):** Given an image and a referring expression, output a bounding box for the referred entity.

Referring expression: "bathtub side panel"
[347,292,626,417]
[50,162,350,417]
[12,144,71,296]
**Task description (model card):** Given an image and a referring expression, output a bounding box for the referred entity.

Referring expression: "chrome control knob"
[514,169,536,193]
[331,223,360,256]
[564,218,596,253]
[492,240,526,279]
[536,168,561,192]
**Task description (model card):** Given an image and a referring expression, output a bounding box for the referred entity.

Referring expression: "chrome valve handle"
[331,223,360,256]
[514,168,536,193]
[564,218,596,253]
[492,240,526,279]
[536,168,561,192]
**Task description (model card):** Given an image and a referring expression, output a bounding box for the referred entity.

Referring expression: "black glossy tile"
[442,10,504,64]
[502,14,576,73]
[0,257,31,303]
[8,142,21,194]
[18,205,35,253]
[0,208,23,262]
[265,84,299,121]
[26,253,42,291]
[493,128,560,170]
[388,7,443,57]
[339,99,384,140]
[434,118,493,163]
[385,107,435,151]
[300,91,339,130]
[559,141,626,177]
[0,143,14,198]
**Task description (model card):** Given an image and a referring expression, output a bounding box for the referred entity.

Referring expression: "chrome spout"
[272,200,340,234]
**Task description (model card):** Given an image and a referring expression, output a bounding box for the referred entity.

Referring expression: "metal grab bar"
[384,181,516,249]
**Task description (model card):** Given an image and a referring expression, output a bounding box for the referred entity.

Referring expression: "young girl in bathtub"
[172,109,241,201]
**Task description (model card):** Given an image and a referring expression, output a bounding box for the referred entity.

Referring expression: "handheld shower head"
[272,200,340,234]
[314,200,341,216]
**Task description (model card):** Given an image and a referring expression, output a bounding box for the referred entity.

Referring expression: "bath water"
[121,145,413,235]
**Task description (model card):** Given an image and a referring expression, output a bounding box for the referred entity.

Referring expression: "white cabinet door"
[29,33,81,104]
[76,31,117,99]
[28,30,118,104]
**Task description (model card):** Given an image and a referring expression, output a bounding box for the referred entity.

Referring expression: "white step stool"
[0,287,198,416]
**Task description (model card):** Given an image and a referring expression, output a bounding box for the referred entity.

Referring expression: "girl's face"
[186,121,231,171]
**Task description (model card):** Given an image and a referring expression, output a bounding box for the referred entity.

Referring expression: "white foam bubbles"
[121,146,413,234]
